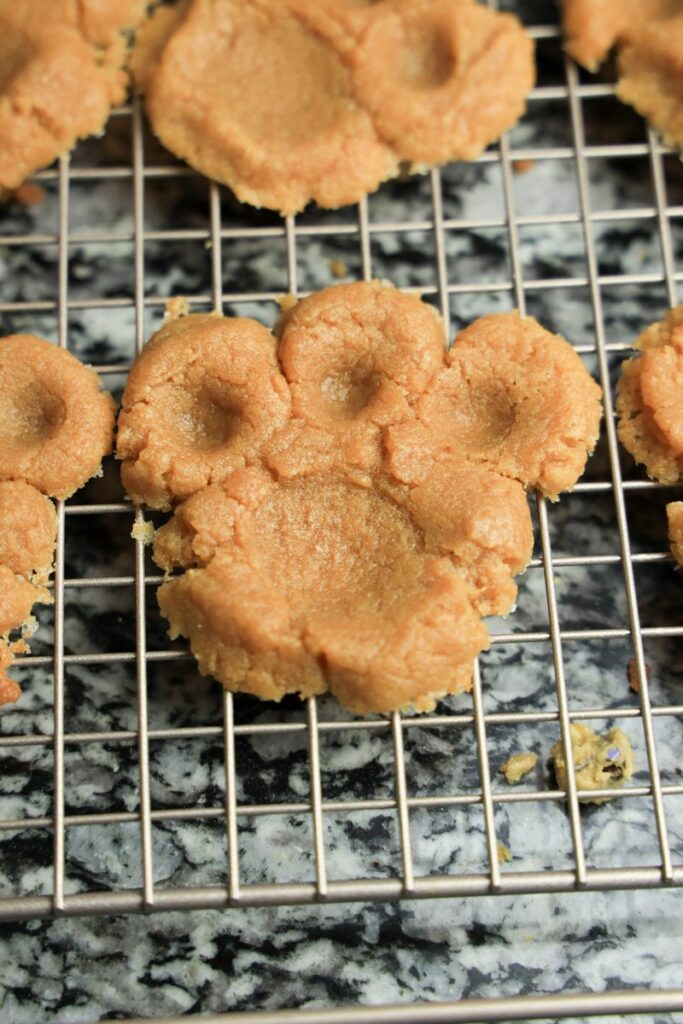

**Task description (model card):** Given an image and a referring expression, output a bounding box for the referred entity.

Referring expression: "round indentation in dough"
[117,313,291,509]
[270,281,444,474]
[157,474,487,713]
[0,334,115,500]
[141,0,397,215]
[0,565,42,637]
[350,0,535,163]
[0,481,56,583]
[416,312,603,499]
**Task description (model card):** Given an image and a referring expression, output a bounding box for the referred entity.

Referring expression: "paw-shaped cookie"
[0,334,115,705]
[119,282,602,715]
[133,0,534,214]
[562,0,683,147]
[617,306,683,573]
[0,0,143,192]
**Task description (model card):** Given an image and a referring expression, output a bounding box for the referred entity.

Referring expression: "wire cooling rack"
[1,4,683,1021]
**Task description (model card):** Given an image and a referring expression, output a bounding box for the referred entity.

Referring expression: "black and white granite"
[1,3,683,1021]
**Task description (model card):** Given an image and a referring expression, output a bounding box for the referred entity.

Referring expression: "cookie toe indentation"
[418,312,602,499]
[351,0,535,164]
[142,0,396,215]
[118,314,290,508]
[270,281,445,476]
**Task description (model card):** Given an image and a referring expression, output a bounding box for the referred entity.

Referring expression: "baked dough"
[0,334,116,500]
[616,306,683,485]
[499,751,538,784]
[562,0,679,70]
[132,0,534,214]
[551,723,635,804]
[117,314,291,510]
[388,312,603,500]
[0,335,114,705]
[562,0,683,148]
[0,481,56,585]
[0,482,56,705]
[0,0,143,191]
[668,501,683,567]
[121,282,602,714]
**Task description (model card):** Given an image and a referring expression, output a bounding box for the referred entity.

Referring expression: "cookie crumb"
[551,723,635,805]
[627,658,652,694]
[131,518,155,546]
[330,259,348,279]
[512,158,535,174]
[165,296,190,319]
[497,841,512,864]
[276,293,298,314]
[499,751,538,784]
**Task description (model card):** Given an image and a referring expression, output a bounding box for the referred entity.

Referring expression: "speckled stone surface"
[1,2,682,1021]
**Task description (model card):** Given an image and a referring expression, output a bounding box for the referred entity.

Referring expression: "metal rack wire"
[1,9,683,1022]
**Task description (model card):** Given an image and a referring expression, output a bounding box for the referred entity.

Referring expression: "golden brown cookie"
[0,334,115,500]
[561,0,678,70]
[616,306,683,484]
[0,564,49,708]
[618,14,683,151]
[391,312,603,500]
[667,501,683,567]
[133,0,534,214]
[0,482,55,706]
[117,313,291,510]
[0,334,113,706]
[157,472,487,714]
[268,280,445,478]
[121,282,601,715]
[551,723,635,804]
[562,0,683,147]
[349,0,535,165]
[0,0,143,192]
[0,481,56,585]
[136,0,397,215]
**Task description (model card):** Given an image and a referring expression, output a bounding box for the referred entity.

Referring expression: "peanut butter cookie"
[0,335,116,500]
[667,501,683,567]
[0,334,115,705]
[0,0,143,192]
[616,306,683,485]
[562,0,683,148]
[132,0,534,214]
[120,282,602,715]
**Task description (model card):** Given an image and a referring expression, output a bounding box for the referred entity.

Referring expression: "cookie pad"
[132,0,534,214]
[118,282,602,715]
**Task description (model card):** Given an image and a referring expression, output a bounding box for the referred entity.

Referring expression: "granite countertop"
[1,2,683,1021]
